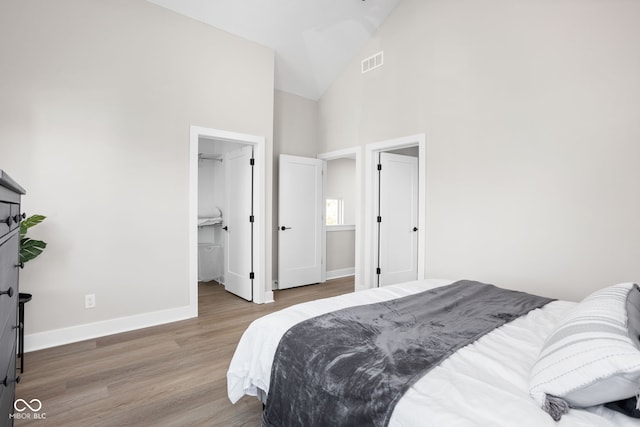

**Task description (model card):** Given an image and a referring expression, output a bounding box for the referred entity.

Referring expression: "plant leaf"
[20,214,46,237]
[22,214,46,229]
[20,238,47,263]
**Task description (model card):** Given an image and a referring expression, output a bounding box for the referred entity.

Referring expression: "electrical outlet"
[85,294,96,309]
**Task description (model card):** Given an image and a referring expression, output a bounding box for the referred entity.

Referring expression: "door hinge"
[249,215,254,223]
[250,158,255,166]
[377,163,382,171]
[377,216,382,223]
[376,268,381,275]
[249,272,255,280]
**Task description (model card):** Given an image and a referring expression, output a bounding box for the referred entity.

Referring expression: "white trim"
[317,147,361,290]
[326,224,356,232]
[321,159,327,283]
[190,126,267,305]
[263,290,275,304]
[326,268,356,280]
[24,304,195,352]
[364,134,426,290]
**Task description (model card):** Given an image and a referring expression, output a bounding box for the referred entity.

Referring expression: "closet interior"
[197,137,243,284]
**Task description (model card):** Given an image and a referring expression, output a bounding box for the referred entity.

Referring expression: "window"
[325,198,344,225]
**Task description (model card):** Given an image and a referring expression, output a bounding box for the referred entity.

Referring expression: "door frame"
[317,147,361,290]
[364,134,426,289]
[189,125,269,312]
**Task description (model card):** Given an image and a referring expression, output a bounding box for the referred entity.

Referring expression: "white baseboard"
[326,268,355,280]
[24,305,197,353]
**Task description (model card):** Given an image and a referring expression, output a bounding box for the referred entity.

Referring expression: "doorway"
[198,140,256,301]
[318,147,361,290]
[364,134,426,289]
[375,150,418,286]
[197,140,240,288]
[189,126,268,314]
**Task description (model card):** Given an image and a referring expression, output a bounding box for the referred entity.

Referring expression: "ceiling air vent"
[361,51,384,74]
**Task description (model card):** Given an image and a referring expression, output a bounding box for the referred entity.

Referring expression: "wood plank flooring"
[15,277,354,427]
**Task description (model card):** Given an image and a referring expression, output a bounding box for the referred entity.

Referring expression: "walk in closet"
[198,137,257,302]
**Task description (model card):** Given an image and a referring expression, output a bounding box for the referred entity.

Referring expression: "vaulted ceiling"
[147,0,401,100]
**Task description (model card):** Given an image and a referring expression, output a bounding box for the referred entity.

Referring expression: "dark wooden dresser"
[0,171,25,426]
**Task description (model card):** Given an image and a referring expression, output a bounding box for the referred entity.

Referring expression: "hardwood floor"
[15,277,354,427]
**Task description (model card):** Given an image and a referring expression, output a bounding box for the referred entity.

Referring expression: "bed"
[227,279,640,426]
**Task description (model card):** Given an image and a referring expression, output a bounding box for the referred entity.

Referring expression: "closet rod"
[198,154,223,162]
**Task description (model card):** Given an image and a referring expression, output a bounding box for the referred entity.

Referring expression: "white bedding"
[227,279,640,426]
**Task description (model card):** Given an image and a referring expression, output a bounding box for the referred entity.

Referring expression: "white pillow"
[529,282,640,420]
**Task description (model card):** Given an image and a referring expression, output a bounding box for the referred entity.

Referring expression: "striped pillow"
[529,282,640,421]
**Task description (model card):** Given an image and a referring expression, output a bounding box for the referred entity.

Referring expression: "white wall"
[274,90,319,158]
[326,231,356,275]
[326,158,356,225]
[318,0,640,300]
[0,0,274,348]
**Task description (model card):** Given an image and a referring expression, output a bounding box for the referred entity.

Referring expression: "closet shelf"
[198,217,223,227]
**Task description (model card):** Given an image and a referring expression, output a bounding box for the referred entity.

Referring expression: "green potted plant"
[20,214,47,263]
[17,214,46,374]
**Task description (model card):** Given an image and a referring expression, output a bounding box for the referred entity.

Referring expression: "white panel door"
[278,154,323,289]
[224,145,254,301]
[377,152,419,286]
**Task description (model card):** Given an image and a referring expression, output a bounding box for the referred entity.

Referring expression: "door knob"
[280,226,292,231]
[222,226,228,231]
[413,227,419,232]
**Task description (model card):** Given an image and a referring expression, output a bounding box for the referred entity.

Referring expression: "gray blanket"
[262,280,553,427]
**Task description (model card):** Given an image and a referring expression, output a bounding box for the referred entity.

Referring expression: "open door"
[376,152,419,286]
[224,145,254,300]
[278,154,323,289]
